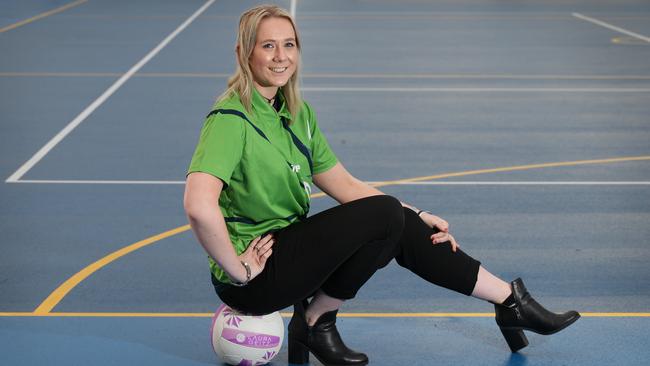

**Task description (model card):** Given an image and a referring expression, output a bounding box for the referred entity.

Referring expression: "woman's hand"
[420,212,460,252]
[237,234,275,281]
[420,212,449,232]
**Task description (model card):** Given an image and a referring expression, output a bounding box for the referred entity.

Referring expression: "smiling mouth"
[270,67,288,73]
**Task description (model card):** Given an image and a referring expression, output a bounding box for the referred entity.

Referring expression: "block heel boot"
[288,299,369,366]
[494,278,581,352]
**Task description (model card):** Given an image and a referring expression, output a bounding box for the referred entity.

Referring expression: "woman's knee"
[361,195,405,236]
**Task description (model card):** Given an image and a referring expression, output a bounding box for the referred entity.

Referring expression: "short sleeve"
[305,103,338,175]
[187,114,245,186]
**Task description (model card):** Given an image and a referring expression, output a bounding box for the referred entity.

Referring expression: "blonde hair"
[218,5,302,121]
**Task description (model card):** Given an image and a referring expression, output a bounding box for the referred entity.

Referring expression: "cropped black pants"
[214,195,481,315]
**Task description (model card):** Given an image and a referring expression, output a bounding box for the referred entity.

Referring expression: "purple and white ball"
[211,304,284,365]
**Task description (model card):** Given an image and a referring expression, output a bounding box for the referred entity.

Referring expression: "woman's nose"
[273,46,286,62]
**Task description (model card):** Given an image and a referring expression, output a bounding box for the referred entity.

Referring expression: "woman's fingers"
[249,234,274,263]
[448,235,459,252]
[430,231,448,242]
[429,232,459,252]
[259,248,272,265]
[434,218,449,232]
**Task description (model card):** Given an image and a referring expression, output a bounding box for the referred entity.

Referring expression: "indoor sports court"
[1,0,649,365]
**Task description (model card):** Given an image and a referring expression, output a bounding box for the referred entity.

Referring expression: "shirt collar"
[252,88,292,121]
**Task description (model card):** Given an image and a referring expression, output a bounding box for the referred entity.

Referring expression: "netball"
[211,304,284,365]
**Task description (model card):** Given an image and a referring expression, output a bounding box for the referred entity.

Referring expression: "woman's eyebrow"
[260,37,296,43]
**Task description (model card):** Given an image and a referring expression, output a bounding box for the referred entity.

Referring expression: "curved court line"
[33,225,190,314]
[33,155,650,313]
[0,0,87,33]
[311,155,650,198]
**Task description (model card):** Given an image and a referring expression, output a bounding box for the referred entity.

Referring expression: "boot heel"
[500,327,528,353]
[288,338,309,364]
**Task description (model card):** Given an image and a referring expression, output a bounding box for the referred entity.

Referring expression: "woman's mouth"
[269,67,288,73]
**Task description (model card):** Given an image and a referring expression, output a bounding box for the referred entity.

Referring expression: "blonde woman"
[184,5,579,365]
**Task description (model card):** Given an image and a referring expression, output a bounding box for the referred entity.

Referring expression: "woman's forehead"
[256,17,295,41]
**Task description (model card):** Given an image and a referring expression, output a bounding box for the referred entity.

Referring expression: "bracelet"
[417,210,431,217]
[230,261,251,287]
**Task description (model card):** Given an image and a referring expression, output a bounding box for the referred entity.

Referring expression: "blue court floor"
[1,1,649,365]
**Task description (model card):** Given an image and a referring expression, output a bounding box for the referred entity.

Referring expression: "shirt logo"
[302,181,312,195]
[291,164,301,173]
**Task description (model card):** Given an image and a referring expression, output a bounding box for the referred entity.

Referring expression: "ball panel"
[220,328,281,349]
[211,304,228,355]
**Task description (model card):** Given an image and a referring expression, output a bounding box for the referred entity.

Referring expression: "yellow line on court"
[311,155,650,198]
[33,225,190,314]
[32,155,650,313]
[0,0,87,33]
[2,312,650,318]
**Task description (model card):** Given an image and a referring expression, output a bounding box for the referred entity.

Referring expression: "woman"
[184,5,579,366]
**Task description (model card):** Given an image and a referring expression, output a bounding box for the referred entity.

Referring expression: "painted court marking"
[573,12,650,43]
[20,155,650,316]
[301,87,650,93]
[0,0,87,33]
[8,180,650,185]
[4,0,216,184]
[1,312,649,318]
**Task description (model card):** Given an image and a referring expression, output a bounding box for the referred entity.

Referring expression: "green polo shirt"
[188,89,338,283]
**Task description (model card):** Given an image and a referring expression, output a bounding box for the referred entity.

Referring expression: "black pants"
[215,195,481,315]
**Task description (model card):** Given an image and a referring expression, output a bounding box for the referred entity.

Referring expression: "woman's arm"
[312,162,383,204]
[313,162,425,212]
[184,172,273,283]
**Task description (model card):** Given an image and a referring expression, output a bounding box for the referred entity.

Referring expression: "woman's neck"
[254,84,279,102]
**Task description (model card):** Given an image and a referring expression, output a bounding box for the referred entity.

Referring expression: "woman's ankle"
[305,290,344,326]
[471,266,512,304]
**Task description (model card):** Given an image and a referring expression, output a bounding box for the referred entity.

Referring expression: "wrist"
[229,261,251,287]
[417,209,431,217]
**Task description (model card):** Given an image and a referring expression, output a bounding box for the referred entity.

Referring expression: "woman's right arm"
[183,172,249,283]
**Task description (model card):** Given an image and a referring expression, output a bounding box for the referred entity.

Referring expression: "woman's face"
[249,17,298,97]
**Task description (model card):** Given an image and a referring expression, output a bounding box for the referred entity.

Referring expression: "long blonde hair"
[218,5,302,120]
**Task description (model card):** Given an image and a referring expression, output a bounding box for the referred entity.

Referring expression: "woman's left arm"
[313,162,458,251]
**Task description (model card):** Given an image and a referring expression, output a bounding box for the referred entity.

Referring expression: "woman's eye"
[285,42,295,47]
[262,43,274,49]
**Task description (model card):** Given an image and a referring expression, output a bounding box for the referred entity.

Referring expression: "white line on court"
[378,181,650,186]
[302,87,650,92]
[4,0,216,184]
[8,180,650,186]
[12,180,187,185]
[572,12,650,43]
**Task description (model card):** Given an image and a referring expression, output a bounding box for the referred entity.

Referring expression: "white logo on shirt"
[302,181,312,195]
[291,164,301,173]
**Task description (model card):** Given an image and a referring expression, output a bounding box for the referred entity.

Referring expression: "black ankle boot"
[494,278,581,352]
[288,299,368,365]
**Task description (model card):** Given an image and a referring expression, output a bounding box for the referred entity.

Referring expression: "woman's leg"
[395,208,579,352]
[306,289,344,326]
[472,266,512,304]
[216,194,404,315]
[394,208,483,296]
